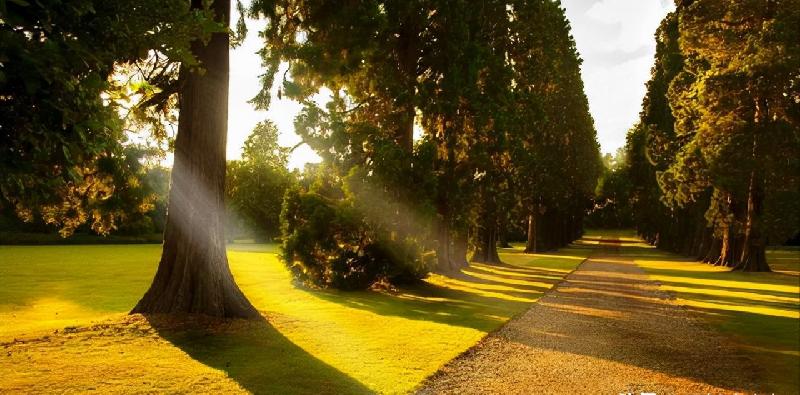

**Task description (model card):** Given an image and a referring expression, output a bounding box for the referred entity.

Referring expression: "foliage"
[0,147,170,237]
[0,0,216,236]
[586,152,634,229]
[226,121,295,241]
[280,167,431,290]
[252,0,600,284]
[626,1,800,271]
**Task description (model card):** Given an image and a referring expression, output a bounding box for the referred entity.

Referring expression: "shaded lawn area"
[767,246,800,276]
[0,241,592,394]
[621,240,800,395]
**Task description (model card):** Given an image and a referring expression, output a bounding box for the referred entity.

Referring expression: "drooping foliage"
[626,0,800,271]
[0,0,216,235]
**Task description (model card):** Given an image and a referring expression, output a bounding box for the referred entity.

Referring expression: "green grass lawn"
[620,240,800,394]
[0,241,593,393]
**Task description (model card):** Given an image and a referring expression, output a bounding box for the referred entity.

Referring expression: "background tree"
[226,121,294,242]
[258,0,600,285]
[507,0,601,253]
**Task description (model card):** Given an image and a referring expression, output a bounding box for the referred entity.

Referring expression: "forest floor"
[0,240,593,393]
[419,233,800,394]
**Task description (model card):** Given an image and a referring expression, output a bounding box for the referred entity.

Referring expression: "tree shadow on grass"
[145,314,372,394]
[305,243,595,332]
[309,282,536,333]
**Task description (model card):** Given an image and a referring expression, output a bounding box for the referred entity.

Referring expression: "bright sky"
[226,0,675,169]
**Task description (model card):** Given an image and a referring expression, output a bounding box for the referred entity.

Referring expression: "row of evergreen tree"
[250,0,601,289]
[624,0,800,272]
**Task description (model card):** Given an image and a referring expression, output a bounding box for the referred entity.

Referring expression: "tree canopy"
[251,0,601,288]
[624,0,800,271]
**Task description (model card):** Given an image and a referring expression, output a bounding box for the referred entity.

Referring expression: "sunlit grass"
[630,244,800,394]
[0,242,592,393]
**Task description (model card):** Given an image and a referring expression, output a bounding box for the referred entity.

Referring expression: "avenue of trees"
[258,0,601,288]
[623,0,800,271]
[1,0,599,316]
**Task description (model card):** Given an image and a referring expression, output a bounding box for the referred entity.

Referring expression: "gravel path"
[418,239,762,394]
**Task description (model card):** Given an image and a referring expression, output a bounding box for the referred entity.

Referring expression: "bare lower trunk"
[497,216,511,248]
[703,236,721,263]
[524,213,536,253]
[473,219,500,264]
[132,0,258,318]
[735,171,770,272]
[435,218,468,273]
[714,226,735,268]
[453,233,469,268]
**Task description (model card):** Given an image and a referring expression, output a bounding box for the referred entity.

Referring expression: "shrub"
[280,186,430,290]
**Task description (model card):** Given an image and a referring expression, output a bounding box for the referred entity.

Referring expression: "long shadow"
[504,298,798,394]
[309,282,536,332]
[655,279,800,303]
[446,268,557,294]
[146,315,373,394]
[305,241,602,332]
[641,266,800,290]
[439,237,788,393]
[465,264,564,282]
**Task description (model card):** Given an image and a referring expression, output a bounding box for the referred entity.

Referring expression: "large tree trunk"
[435,215,469,273]
[472,208,500,264]
[132,0,259,318]
[736,171,770,271]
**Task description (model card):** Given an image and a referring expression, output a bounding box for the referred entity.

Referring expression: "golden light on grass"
[0,242,592,393]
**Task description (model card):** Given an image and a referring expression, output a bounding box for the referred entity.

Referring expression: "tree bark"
[435,216,469,273]
[132,0,259,318]
[524,213,536,253]
[714,225,736,268]
[702,236,721,264]
[735,171,770,271]
[473,213,500,264]
[395,14,419,154]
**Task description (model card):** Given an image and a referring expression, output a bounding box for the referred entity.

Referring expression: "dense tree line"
[624,0,800,271]
[253,0,600,288]
[585,151,635,229]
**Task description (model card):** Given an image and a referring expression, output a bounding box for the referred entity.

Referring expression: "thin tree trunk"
[396,15,418,154]
[525,213,536,253]
[696,227,712,261]
[497,216,511,248]
[132,0,258,318]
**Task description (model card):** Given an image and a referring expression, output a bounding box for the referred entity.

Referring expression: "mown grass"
[619,238,800,394]
[0,241,592,394]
